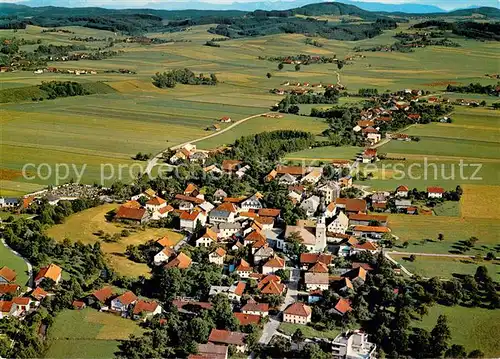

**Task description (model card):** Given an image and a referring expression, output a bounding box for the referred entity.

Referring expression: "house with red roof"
[241,300,269,317]
[260,280,286,296]
[180,210,207,232]
[34,263,62,287]
[396,185,409,197]
[145,196,168,212]
[283,302,312,324]
[132,300,162,321]
[111,291,138,314]
[234,312,260,326]
[30,287,48,302]
[335,198,367,214]
[165,252,192,269]
[348,213,388,227]
[261,256,285,275]
[0,267,16,284]
[300,253,333,270]
[352,225,390,239]
[196,227,218,248]
[208,329,248,353]
[427,186,445,199]
[330,298,352,316]
[88,286,114,307]
[220,116,232,123]
[234,259,253,279]
[209,247,226,266]
[342,267,367,285]
[0,284,20,298]
[115,205,149,224]
[0,300,14,319]
[153,247,175,266]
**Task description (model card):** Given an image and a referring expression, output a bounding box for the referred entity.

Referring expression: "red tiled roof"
[334,298,352,314]
[257,208,281,218]
[363,148,377,157]
[31,286,48,300]
[300,253,332,265]
[284,302,311,317]
[202,228,218,241]
[342,267,367,282]
[260,281,285,295]
[263,256,285,269]
[349,213,388,222]
[242,301,269,313]
[215,202,238,213]
[245,231,266,242]
[72,300,86,309]
[222,160,242,172]
[209,329,247,346]
[255,216,274,225]
[335,198,367,213]
[353,225,390,233]
[13,297,30,305]
[213,247,226,257]
[0,267,16,282]
[233,281,246,296]
[257,274,280,290]
[427,186,445,193]
[0,301,13,313]
[146,197,166,206]
[115,206,146,221]
[275,165,305,176]
[158,205,174,214]
[235,259,252,272]
[157,236,175,248]
[180,210,202,221]
[184,183,198,195]
[352,241,379,251]
[234,312,260,326]
[114,291,137,305]
[223,196,246,203]
[175,194,204,204]
[133,300,159,315]
[122,200,141,208]
[92,286,114,303]
[308,261,329,273]
[352,262,374,271]
[0,284,20,295]
[34,263,61,283]
[165,253,192,269]
[396,185,409,192]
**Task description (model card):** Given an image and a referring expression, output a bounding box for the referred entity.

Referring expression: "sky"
[3,0,498,10]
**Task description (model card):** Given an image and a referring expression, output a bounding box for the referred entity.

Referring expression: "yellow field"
[46,204,183,277]
[460,184,500,219]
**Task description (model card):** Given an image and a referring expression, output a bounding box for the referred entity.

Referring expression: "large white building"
[331,330,377,359]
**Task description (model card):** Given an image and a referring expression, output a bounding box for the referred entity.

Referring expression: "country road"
[144,112,268,174]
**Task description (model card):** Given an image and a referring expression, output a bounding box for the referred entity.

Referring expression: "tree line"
[152,68,218,88]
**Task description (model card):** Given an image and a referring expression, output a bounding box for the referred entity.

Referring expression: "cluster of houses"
[169,143,210,165]
[271,82,345,95]
[33,67,98,75]
[0,264,62,319]
[369,185,445,215]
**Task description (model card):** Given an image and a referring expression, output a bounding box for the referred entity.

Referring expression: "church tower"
[315,195,327,252]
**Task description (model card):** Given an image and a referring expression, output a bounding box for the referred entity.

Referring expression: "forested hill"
[385,6,500,19]
[251,2,385,20]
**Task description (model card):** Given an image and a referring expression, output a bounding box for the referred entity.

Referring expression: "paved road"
[1,237,33,290]
[144,112,268,174]
[258,267,300,344]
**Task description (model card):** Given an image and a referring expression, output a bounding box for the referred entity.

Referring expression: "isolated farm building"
[283,302,312,325]
[0,198,19,208]
[427,186,445,199]
[220,116,232,123]
[115,206,149,224]
[34,264,62,287]
[396,185,409,197]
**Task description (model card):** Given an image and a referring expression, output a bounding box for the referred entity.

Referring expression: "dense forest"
[412,20,500,41]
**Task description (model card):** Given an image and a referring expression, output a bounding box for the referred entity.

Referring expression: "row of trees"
[446,82,500,95]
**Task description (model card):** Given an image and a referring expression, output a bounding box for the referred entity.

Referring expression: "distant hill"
[444,6,500,18]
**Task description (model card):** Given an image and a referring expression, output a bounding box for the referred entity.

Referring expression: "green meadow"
[1,24,499,194]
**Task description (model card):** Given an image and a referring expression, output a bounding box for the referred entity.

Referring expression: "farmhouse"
[209,247,226,266]
[110,291,138,314]
[208,329,248,353]
[283,302,312,325]
[165,253,192,269]
[0,267,16,284]
[132,300,162,321]
[115,206,149,224]
[34,264,62,287]
[427,186,445,198]
[348,213,388,227]
[220,116,232,123]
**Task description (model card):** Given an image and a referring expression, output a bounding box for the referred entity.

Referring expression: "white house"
[209,203,237,224]
[196,228,218,247]
[427,186,444,199]
[145,196,167,212]
[215,222,242,239]
[132,300,162,321]
[110,291,138,314]
[395,185,409,198]
[331,330,377,359]
[261,256,286,275]
[326,211,349,234]
[318,182,340,203]
[180,211,207,232]
[153,247,175,266]
[209,282,246,302]
[240,194,262,210]
[241,300,269,317]
[283,302,312,325]
[209,248,226,266]
[300,195,320,218]
[304,272,329,291]
[0,197,19,208]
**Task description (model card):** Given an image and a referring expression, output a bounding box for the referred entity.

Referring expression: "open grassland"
[388,214,500,255]
[46,204,183,277]
[391,254,500,282]
[284,145,360,162]
[0,240,29,288]
[279,322,341,340]
[418,305,500,357]
[45,308,144,359]
[460,184,500,220]
[1,25,499,195]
